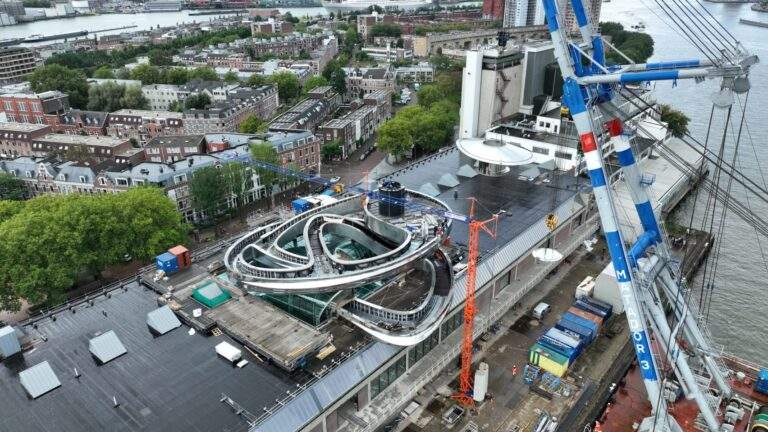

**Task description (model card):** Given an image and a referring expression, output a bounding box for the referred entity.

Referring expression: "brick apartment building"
[0,90,70,124]
[49,109,109,136]
[269,86,341,132]
[0,122,52,159]
[183,85,279,134]
[319,89,392,159]
[342,67,396,100]
[30,134,134,161]
[144,135,206,163]
[107,109,185,146]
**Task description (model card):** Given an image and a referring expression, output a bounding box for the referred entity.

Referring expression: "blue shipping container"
[546,328,583,351]
[156,252,179,274]
[580,297,613,319]
[292,198,312,214]
[538,335,579,363]
[556,318,595,343]
[574,299,609,319]
[756,369,768,394]
[562,311,599,337]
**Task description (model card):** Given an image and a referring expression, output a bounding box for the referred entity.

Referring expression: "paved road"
[319,145,387,187]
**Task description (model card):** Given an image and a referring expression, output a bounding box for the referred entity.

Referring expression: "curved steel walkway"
[224,188,456,346]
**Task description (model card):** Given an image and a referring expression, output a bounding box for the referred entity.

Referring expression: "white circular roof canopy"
[457,138,534,166]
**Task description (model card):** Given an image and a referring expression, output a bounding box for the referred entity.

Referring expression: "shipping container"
[168,245,191,269]
[573,299,609,320]
[156,252,179,274]
[538,335,579,363]
[568,306,604,328]
[581,296,613,318]
[546,328,583,351]
[292,198,312,214]
[555,312,597,343]
[529,343,569,377]
[756,369,768,395]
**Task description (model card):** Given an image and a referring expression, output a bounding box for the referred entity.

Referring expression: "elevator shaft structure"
[541,0,756,429]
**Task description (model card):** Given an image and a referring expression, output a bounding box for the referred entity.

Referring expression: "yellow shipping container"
[536,354,568,377]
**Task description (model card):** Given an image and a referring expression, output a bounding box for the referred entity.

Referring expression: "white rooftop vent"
[147,305,182,336]
[0,325,21,359]
[533,248,563,263]
[457,138,533,177]
[88,330,127,365]
[437,173,460,188]
[417,182,441,197]
[20,361,61,399]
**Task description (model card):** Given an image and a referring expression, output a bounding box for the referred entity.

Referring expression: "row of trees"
[87,82,148,112]
[0,188,188,311]
[45,26,252,74]
[187,142,299,223]
[377,73,462,158]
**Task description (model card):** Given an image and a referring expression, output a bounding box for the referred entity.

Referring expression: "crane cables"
[611,90,768,239]
[615,86,768,211]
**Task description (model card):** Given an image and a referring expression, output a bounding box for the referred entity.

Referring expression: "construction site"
[5,1,768,429]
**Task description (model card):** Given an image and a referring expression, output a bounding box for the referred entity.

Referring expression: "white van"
[532,302,551,320]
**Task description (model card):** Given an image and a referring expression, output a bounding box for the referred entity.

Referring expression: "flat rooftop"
[110,109,183,119]
[0,122,50,133]
[381,147,588,252]
[0,284,300,432]
[35,134,129,148]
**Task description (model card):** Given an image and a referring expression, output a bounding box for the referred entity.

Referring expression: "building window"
[440,311,463,338]
[554,151,572,160]
[25,171,32,178]
[79,176,87,183]
[116,178,129,186]
[17,102,26,111]
[408,330,439,368]
[371,355,407,399]
[3,101,11,111]
[174,173,187,183]
[532,146,549,155]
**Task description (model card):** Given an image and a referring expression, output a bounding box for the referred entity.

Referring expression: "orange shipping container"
[169,245,191,269]
[568,306,603,328]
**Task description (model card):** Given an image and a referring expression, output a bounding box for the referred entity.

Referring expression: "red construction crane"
[453,198,499,407]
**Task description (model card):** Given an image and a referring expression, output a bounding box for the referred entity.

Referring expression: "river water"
[0,7,330,41]
[602,0,768,363]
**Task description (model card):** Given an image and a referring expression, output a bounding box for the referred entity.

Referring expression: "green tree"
[321,141,343,161]
[166,67,190,85]
[270,71,301,102]
[221,163,252,208]
[322,60,347,95]
[660,104,690,138]
[87,82,126,112]
[345,27,360,53]
[223,70,240,83]
[247,74,269,87]
[239,114,268,134]
[148,48,174,66]
[0,200,25,224]
[250,142,280,207]
[417,84,443,109]
[120,85,149,109]
[283,12,300,23]
[184,93,211,110]
[169,100,184,112]
[0,188,186,311]
[130,64,161,84]
[28,64,89,109]
[303,75,329,93]
[369,23,402,38]
[188,165,227,218]
[0,174,26,200]
[377,118,413,158]
[92,65,115,79]
[189,67,218,81]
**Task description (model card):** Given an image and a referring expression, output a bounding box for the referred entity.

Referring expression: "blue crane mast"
[540,0,757,430]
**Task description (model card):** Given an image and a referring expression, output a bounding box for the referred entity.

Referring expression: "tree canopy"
[322,60,347,95]
[92,66,115,79]
[322,141,343,161]
[369,23,402,38]
[87,83,148,112]
[188,164,252,221]
[184,93,211,110]
[599,21,655,64]
[223,70,240,83]
[659,104,690,138]
[270,71,301,102]
[0,188,187,311]
[0,174,26,201]
[239,114,268,134]
[376,119,413,158]
[250,142,280,191]
[303,75,329,93]
[28,64,89,109]
[189,66,219,81]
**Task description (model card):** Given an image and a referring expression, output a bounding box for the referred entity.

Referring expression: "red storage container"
[568,306,603,328]
[168,245,191,269]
